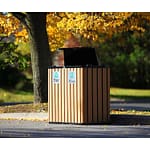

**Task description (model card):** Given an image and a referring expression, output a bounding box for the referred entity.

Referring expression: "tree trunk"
[26,13,51,103]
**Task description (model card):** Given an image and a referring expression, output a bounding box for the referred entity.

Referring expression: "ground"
[0,102,150,116]
[0,103,47,113]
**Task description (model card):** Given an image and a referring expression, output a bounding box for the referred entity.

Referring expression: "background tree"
[12,12,51,103]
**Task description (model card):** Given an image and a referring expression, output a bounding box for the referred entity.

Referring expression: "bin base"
[48,121,111,125]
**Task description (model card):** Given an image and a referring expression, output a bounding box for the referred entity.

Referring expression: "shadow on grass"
[110,114,150,125]
[0,101,33,106]
[0,99,4,105]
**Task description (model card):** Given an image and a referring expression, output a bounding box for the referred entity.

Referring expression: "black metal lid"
[58,47,98,66]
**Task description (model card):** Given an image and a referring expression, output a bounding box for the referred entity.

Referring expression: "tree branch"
[11,12,29,29]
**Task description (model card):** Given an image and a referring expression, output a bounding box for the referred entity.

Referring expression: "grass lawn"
[110,87,150,100]
[0,88,33,104]
[1,87,150,104]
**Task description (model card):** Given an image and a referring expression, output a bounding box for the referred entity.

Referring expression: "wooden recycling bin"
[48,66,110,124]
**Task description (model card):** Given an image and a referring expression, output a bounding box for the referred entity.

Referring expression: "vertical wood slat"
[50,69,53,122]
[92,68,98,123]
[55,68,59,122]
[98,68,103,122]
[102,68,108,122]
[70,68,73,123]
[83,68,88,123]
[64,68,68,123]
[48,69,50,122]
[66,68,71,123]
[107,68,110,121]
[73,67,76,123]
[67,68,71,123]
[74,68,78,123]
[56,68,59,122]
[61,68,65,123]
[80,68,84,123]
[58,68,62,122]
[51,68,54,122]
[70,68,74,123]
[87,68,92,123]
[54,68,57,122]
[77,68,81,123]
[52,68,56,122]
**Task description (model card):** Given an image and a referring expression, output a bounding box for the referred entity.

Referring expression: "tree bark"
[25,12,51,103]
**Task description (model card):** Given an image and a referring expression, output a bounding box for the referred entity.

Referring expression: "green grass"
[110,87,150,100]
[0,88,33,103]
[0,87,150,104]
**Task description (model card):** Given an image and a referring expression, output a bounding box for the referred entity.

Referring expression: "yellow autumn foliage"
[1,12,150,52]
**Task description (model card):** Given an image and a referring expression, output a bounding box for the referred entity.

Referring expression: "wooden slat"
[67,68,71,123]
[48,69,50,122]
[92,68,98,123]
[55,68,59,122]
[64,68,68,122]
[58,68,62,122]
[48,69,50,121]
[87,68,93,123]
[51,69,54,122]
[51,69,53,122]
[98,68,103,122]
[52,69,56,122]
[107,68,110,121]
[77,68,81,123]
[61,68,65,123]
[102,68,108,122]
[80,68,84,123]
[83,68,88,123]
[74,68,78,123]
[70,68,74,123]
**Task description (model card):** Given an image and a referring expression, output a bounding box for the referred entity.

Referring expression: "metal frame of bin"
[48,66,110,124]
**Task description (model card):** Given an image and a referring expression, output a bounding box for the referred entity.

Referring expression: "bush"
[0,66,33,91]
[0,39,32,91]
[97,30,150,89]
[0,42,30,70]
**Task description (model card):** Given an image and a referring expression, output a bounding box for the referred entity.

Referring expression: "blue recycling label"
[53,71,60,84]
[68,71,76,84]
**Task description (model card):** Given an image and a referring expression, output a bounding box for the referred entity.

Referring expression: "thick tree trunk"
[26,13,51,103]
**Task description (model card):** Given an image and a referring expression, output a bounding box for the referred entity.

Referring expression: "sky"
[0,0,150,12]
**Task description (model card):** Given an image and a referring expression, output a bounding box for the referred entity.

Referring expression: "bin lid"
[58,47,98,66]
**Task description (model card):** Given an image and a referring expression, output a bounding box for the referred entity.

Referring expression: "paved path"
[110,99,150,111]
[0,120,150,137]
[0,112,47,121]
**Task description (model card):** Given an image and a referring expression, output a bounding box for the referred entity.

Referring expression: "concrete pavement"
[110,98,150,111]
[0,112,48,121]
[0,119,150,137]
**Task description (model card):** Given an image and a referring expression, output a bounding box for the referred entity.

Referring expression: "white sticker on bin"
[68,71,76,84]
[53,71,60,84]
